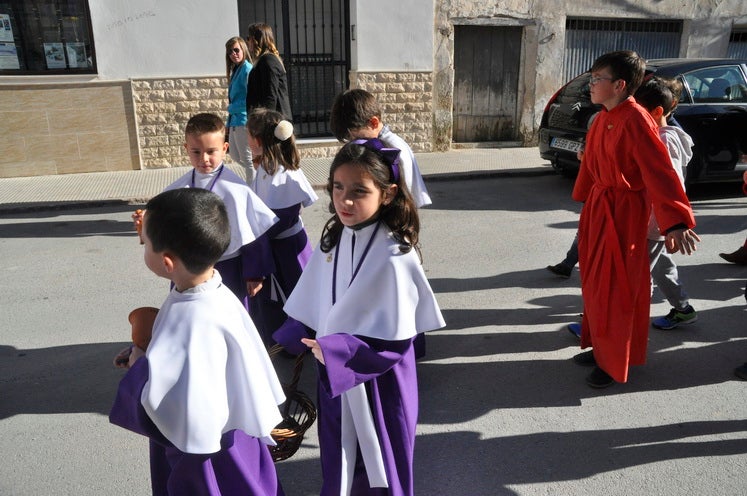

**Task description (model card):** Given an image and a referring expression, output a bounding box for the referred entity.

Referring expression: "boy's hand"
[113,346,132,368]
[127,345,145,368]
[132,209,145,244]
[665,228,701,255]
[246,279,263,297]
[301,338,325,365]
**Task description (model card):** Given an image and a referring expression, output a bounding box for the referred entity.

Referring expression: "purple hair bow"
[350,138,401,184]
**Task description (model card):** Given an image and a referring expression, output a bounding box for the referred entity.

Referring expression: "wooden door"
[453,25,521,142]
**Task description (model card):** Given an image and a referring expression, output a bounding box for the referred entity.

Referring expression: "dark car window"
[557,73,591,102]
[683,65,747,103]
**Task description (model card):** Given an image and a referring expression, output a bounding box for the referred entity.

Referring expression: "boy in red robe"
[571,51,700,388]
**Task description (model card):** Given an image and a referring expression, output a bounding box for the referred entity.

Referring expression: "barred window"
[727,30,747,58]
[0,0,95,74]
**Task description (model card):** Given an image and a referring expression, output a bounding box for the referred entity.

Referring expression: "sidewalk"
[0,146,553,213]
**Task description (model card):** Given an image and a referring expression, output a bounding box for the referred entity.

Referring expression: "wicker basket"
[268,344,317,462]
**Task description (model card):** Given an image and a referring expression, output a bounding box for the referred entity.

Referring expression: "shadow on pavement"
[413,420,747,494]
[0,204,142,239]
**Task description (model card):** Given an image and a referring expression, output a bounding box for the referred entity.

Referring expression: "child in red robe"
[571,51,700,388]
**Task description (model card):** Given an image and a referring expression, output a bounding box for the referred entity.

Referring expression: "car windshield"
[557,73,591,102]
[683,65,747,103]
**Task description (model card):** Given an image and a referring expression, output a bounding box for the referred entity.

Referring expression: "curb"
[0,167,556,214]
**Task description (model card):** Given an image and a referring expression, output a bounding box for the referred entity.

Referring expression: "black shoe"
[586,367,614,388]
[546,263,572,278]
[719,246,747,265]
[735,362,747,380]
[573,350,596,366]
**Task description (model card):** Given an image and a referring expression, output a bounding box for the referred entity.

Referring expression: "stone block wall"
[132,72,435,167]
[349,71,434,153]
[132,77,227,169]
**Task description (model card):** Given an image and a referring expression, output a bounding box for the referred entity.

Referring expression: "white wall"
[352,0,433,72]
[88,0,239,79]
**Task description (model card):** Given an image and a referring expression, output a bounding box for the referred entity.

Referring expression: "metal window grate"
[727,31,747,58]
[238,0,350,138]
[563,18,682,82]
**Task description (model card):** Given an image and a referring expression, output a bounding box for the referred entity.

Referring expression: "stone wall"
[349,71,434,153]
[132,77,227,169]
[131,72,436,168]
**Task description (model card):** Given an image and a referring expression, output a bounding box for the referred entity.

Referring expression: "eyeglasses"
[589,75,616,85]
[228,48,241,54]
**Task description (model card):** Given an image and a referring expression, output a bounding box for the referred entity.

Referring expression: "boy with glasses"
[570,51,700,388]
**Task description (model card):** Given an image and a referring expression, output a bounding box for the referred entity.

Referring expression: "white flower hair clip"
[274,120,294,141]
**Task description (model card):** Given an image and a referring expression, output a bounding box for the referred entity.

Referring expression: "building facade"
[1,0,745,177]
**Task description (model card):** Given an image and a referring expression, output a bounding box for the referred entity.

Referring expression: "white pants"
[228,125,254,182]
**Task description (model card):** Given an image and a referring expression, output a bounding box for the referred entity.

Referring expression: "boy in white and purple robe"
[111,188,286,495]
[156,113,278,311]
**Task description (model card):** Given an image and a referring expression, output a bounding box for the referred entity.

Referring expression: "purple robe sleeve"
[240,232,275,280]
[272,317,313,355]
[317,334,413,398]
[109,358,171,447]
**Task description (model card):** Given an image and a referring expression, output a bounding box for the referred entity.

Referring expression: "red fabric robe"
[572,97,695,383]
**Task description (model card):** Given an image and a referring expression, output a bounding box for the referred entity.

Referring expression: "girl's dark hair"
[320,140,420,257]
[246,108,300,175]
[145,188,230,274]
[246,23,281,63]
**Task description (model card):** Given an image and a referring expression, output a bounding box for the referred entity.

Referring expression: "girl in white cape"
[274,139,445,495]
[246,108,318,345]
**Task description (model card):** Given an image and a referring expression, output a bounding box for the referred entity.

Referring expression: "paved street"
[1,174,746,495]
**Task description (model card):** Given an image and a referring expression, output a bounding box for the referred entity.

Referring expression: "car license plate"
[550,137,583,153]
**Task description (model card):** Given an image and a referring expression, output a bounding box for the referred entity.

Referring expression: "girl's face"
[228,42,243,65]
[247,133,263,166]
[332,162,394,227]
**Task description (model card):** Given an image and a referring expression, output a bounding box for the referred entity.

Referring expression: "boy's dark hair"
[590,50,646,95]
[634,76,677,115]
[329,89,382,142]
[659,76,683,104]
[246,108,300,174]
[321,140,420,257]
[145,189,230,274]
[185,113,225,138]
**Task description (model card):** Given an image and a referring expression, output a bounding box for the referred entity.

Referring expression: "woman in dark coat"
[246,23,293,120]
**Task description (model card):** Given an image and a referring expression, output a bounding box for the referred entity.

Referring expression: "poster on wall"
[44,42,66,68]
[0,42,20,69]
[65,42,87,68]
[0,14,13,42]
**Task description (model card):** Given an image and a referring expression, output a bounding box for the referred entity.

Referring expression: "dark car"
[539,58,747,185]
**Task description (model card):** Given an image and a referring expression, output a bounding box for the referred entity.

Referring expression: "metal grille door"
[238,0,350,137]
[564,18,682,81]
[728,31,747,58]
